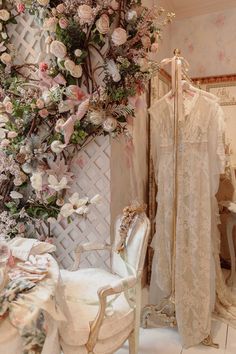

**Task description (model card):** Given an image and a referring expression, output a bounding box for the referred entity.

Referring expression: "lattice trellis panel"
[8,13,111,269]
[51,136,111,269]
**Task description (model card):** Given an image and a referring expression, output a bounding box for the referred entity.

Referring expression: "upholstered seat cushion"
[59,268,134,347]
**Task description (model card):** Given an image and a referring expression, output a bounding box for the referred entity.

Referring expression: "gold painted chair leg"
[128,328,139,354]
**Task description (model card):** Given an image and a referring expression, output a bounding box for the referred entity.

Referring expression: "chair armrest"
[71,242,111,271]
[86,275,138,352]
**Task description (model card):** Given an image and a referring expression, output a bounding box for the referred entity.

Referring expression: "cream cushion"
[59,268,134,347]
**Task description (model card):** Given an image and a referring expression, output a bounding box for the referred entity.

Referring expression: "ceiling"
[163,0,236,19]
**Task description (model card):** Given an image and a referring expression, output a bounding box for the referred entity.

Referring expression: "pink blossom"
[39,108,49,118]
[59,18,69,29]
[39,62,48,72]
[56,4,65,14]
[17,3,25,13]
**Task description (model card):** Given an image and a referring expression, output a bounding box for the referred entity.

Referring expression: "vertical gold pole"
[171,49,181,300]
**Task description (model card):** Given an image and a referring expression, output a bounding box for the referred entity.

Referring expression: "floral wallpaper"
[170,8,236,78]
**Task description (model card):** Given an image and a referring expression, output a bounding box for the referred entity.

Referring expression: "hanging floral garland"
[0,0,174,240]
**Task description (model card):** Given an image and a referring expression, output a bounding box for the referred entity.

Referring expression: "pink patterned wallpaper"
[170,8,236,78]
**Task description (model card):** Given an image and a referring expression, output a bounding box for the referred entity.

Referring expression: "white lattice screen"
[9,13,111,269]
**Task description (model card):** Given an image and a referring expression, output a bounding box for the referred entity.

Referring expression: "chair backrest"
[111,212,150,279]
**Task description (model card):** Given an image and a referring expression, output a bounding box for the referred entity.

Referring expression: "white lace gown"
[149,91,226,348]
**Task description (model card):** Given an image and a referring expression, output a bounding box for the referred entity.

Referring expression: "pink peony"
[56,4,65,13]
[4,101,13,113]
[111,27,127,46]
[39,108,49,118]
[17,3,25,13]
[59,18,69,29]
[78,4,93,24]
[39,62,48,72]
[96,14,110,34]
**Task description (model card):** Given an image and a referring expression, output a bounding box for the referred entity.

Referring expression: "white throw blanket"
[8,237,56,261]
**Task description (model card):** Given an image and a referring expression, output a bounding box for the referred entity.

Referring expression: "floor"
[116,278,236,354]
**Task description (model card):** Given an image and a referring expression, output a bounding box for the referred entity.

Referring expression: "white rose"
[126,10,137,21]
[102,116,117,132]
[78,5,93,24]
[111,28,127,46]
[43,17,58,32]
[7,131,18,139]
[74,49,82,57]
[37,0,49,5]
[51,140,66,153]
[50,40,67,59]
[96,14,110,34]
[90,194,102,204]
[64,59,75,72]
[0,53,12,65]
[0,10,10,22]
[30,172,43,192]
[70,64,82,78]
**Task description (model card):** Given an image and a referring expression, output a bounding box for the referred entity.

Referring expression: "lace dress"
[149,91,226,348]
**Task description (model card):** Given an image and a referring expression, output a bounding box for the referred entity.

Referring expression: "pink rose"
[56,4,65,13]
[1,139,10,147]
[96,14,110,34]
[111,27,127,46]
[39,108,49,118]
[141,36,151,49]
[7,131,18,139]
[43,17,58,32]
[17,3,25,13]
[50,40,67,59]
[151,42,159,53]
[4,101,13,113]
[78,4,93,24]
[36,98,45,109]
[59,18,69,29]
[39,62,48,72]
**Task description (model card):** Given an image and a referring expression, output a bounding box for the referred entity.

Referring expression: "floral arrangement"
[0,0,173,240]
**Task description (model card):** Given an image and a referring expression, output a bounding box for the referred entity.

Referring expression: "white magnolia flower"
[50,40,67,59]
[111,28,127,46]
[90,194,102,204]
[10,191,23,199]
[106,59,121,82]
[60,192,89,218]
[0,9,10,21]
[48,175,69,192]
[30,172,43,192]
[51,140,66,153]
